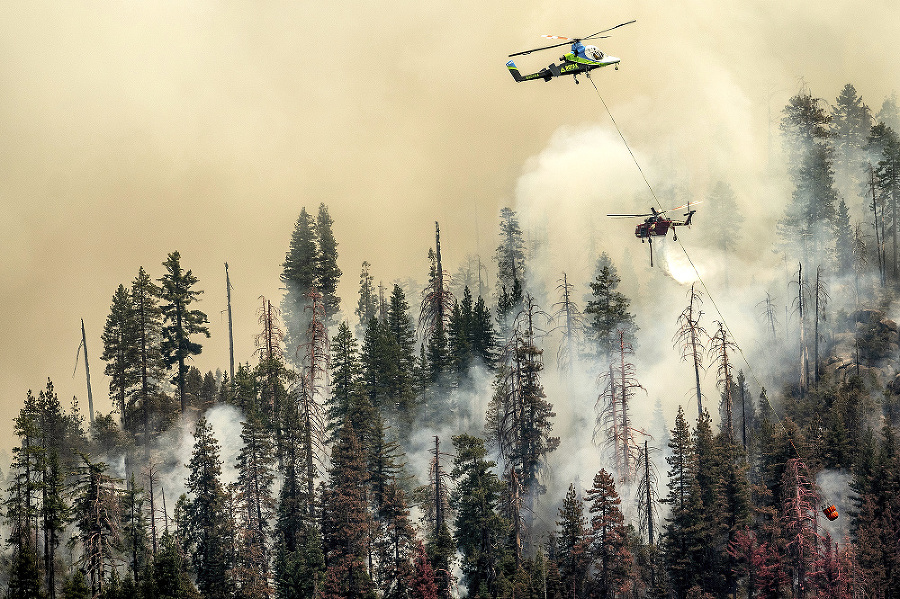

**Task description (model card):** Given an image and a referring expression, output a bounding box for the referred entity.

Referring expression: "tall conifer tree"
[159,251,210,413]
[183,417,232,599]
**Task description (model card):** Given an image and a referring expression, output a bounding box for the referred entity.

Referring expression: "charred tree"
[813,266,829,388]
[142,460,160,557]
[795,263,810,398]
[709,321,738,442]
[298,289,329,518]
[673,283,707,417]
[596,330,646,483]
[758,291,779,344]
[225,263,235,389]
[552,273,585,388]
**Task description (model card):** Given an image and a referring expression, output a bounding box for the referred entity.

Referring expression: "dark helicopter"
[506,20,634,84]
[607,202,699,266]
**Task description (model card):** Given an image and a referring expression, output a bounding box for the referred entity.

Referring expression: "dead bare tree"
[256,297,286,416]
[428,435,452,536]
[596,330,646,483]
[793,263,810,398]
[297,289,329,517]
[636,439,660,546]
[142,460,160,556]
[709,321,738,441]
[813,266,829,388]
[71,456,122,598]
[552,272,585,375]
[757,292,779,343]
[673,283,707,417]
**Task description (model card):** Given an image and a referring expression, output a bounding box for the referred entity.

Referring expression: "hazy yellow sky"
[1,0,898,457]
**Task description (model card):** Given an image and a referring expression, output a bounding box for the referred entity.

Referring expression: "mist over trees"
[7,82,900,599]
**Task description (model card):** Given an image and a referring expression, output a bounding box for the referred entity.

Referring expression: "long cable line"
[584,72,837,513]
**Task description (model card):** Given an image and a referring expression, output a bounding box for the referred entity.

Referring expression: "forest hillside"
[4,85,900,599]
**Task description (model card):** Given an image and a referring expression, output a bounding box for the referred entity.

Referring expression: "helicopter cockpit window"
[586,46,604,60]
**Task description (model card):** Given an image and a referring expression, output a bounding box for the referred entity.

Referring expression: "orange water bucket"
[823,505,839,521]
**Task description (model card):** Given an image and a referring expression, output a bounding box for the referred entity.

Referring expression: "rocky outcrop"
[824,310,898,388]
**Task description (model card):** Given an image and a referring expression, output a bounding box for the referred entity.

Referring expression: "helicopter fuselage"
[635,219,672,239]
[507,41,620,83]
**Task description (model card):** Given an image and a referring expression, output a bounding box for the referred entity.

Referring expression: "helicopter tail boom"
[506,60,552,82]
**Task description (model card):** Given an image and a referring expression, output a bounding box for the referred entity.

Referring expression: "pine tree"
[423,436,455,598]
[254,297,288,423]
[281,208,318,358]
[35,379,76,599]
[386,284,419,437]
[554,484,589,599]
[450,434,509,597]
[273,374,325,598]
[871,125,900,279]
[486,295,559,558]
[183,417,232,599]
[778,90,838,266]
[553,273,584,380]
[296,290,329,519]
[234,407,276,598]
[6,410,45,599]
[448,286,475,377]
[321,421,376,598]
[374,480,417,599]
[121,474,150,585]
[131,267,166,443]
[584,468,633,599]
[495,207,526,287]
[6,391,43,597]
[420,225,454,394]
[356,261,378,336]
[470,294,497,370]
[661,407,704,598]
[315,203,342,326]
[411,542,439,599]
[143,531,201,599]
[361,316,401,414]
[329,321,365,443]
[875,93,900,130]
[779,458,822,599]
[585,252,636,361]
[159,251,210,413]
[831,83,871,185]
[101,284,138,434]
[852,424,900,598]
[367,412,406,517]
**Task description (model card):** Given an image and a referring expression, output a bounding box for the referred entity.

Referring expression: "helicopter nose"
[605,55,620,65]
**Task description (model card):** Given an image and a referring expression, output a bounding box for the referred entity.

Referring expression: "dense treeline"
[5,87,900,599]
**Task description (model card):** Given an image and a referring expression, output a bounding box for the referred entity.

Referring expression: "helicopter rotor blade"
[662,200,703,213]
[541,34,572,41]
[509,39,573,57]
[607,213,653,218]
[583,19,636,40]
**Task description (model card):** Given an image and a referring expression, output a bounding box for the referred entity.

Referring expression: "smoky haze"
[0,0,898,475]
